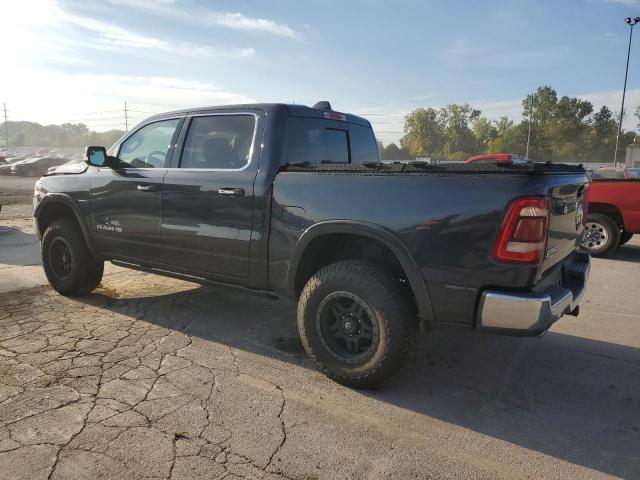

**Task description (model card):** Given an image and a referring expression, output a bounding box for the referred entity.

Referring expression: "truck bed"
[270,162,589,326]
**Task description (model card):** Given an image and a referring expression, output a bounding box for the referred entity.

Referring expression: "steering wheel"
[146,151,166,167]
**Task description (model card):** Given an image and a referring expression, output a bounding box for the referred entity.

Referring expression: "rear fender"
[286,220,435,322]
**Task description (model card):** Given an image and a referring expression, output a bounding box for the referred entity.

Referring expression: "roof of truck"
[145,103,371,127]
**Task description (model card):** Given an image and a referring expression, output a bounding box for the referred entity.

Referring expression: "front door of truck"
[161,112,261,279]
[90,117,183,262]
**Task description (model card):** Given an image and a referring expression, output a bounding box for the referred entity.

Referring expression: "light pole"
[614,16,640,167]
[525,98,533,159]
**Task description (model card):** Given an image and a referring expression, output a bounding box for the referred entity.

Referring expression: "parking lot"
[1,176,639,480]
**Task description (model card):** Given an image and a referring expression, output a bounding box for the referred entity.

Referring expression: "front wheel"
[42,218,104,296]
[581,214,620,257]
[297,261,417,389]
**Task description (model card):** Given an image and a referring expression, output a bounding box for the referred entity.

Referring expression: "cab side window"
[117,119,181,168]
[287,119,349,164]
[180,115,256,170]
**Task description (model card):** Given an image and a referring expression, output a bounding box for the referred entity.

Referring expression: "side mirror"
[85,146,108,167]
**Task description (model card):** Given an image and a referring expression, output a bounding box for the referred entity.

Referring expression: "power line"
[354,112,408,116]
[70,109,122,116]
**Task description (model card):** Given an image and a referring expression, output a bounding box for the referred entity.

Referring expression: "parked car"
[47,158,83,174]
[2,156,69,176]
[627,168,640,179]
[33,102,591,388]
[0,153,30,165]
[591,166,631,180]
[583,166,640,256]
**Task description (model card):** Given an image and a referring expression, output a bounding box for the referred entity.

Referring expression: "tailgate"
[541,181,588,273]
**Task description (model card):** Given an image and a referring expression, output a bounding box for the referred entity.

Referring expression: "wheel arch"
[286,220,435,322]
[588,202,624,229]
[35,194,97,256]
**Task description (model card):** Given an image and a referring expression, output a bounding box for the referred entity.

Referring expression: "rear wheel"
[619,232,634,246]
[42,218,104,296]
[581,214,620,257]
[297,260,417,389]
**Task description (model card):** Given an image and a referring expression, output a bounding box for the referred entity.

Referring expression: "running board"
[110,260,279,300]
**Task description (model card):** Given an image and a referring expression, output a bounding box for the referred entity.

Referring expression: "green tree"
[591,106,617,162]
[400,107,443,157]
[381,142,412,160]
[4,121,124,148]
[472,117,497,154]
[399,85,637,164]
[545,96,594,162]
[523,85,558,126]
[488,121,528,155]
[439,103,480,159]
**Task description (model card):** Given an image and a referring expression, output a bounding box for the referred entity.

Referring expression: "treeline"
[380,85,636,163]
[1,121,124,148]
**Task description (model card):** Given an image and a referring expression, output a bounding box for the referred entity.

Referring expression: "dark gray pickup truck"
[33,102,591,387]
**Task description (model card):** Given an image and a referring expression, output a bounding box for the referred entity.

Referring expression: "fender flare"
[34,193,98,257]
[286,220,435,322]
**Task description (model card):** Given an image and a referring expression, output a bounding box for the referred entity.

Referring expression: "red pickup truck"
[583,167,640,256]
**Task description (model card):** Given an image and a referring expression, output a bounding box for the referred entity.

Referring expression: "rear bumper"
[477,252,590,335]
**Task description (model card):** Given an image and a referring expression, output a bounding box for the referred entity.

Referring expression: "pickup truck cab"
[583,166,640,256]
[33,102,591,387]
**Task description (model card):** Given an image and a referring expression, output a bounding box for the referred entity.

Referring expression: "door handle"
[137,184,158,192]
[218,188,245,197]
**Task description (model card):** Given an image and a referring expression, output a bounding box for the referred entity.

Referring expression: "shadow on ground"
[608,243,640,264]
[72,280,640,479]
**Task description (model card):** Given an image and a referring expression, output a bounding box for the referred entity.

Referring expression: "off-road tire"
[619,232,633,246]
[42,218,104,296]
[297,260,417,389]
[582,214,620,257]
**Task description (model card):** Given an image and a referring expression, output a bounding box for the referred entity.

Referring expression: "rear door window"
[179,114,256,170]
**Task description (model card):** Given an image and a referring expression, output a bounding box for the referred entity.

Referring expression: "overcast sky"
[3,0,640,144]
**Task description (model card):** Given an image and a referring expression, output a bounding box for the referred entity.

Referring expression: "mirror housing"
[85,146,110,167]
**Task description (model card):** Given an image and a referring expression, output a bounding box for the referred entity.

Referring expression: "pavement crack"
[264,385,287,474]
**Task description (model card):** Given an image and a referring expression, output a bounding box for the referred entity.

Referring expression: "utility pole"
[614,17,640,167]
[2,103,8,148]
[124,101,129,132]
[525,97,533,159]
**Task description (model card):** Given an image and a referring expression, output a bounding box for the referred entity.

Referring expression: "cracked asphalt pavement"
[1,178,639,479]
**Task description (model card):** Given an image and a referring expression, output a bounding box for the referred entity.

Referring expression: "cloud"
[0,69,254,129]
[603,0,640,7]
[58,10,255,58]
[440,40,570,69]
[107,0,300,38]
[203,12,299,38]
[1,0,255,64]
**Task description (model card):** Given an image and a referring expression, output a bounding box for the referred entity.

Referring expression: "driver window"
[118,119,181,168]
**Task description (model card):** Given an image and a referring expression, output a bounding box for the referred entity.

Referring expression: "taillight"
[494,196,550,264]
[581,184,589,219]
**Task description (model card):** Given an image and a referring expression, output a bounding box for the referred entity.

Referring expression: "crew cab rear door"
[161,111,262,279]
